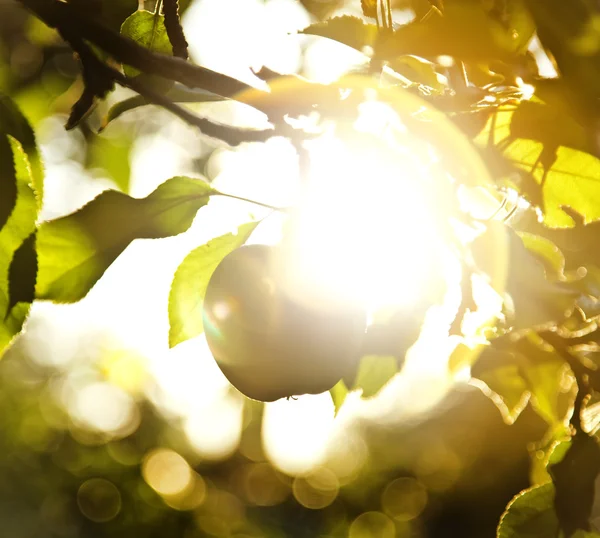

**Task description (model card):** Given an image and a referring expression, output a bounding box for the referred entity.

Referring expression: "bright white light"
[278,101,449,313]
[302,39,369,84]
[70,381,137,435]
[184,0,310,84]
[262,393,335,475]
[149,337,231,417]
[184,390,244,460]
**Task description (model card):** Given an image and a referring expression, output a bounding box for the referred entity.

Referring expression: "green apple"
[203,244,367,402]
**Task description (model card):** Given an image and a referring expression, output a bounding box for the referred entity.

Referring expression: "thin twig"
[216,192,287,212]
[162,0,189,60]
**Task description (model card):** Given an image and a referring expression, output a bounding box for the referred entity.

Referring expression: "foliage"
[168,221,258,348]
[5,0,600,536]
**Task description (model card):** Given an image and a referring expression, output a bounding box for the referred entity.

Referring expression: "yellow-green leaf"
[0,138,39,357]
[120,10,173,77]
[168,222,259,348]
[37,176,215,303]
[497,483,559,538]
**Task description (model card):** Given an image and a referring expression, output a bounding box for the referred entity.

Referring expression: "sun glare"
[72,72,509,474]
[279,100,451,314]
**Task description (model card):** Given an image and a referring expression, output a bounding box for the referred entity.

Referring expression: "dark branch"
[60,29,115,129]
[163,0,189,60]
[18,0,263,105]
[60,29,278,146]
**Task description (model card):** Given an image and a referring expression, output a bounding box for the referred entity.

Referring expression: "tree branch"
[163,0,189,60]
[17,0,264,106]
[60,28,279,146]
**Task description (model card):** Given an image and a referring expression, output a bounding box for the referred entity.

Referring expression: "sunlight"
[278,100,450,313]
[249,82,509,472]
[262,393,335,475]
[73,72,510,475]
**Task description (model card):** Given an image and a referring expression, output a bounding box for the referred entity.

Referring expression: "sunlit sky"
[21,0,511,479]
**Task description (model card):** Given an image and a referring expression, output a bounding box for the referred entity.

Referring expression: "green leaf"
[513,336,572,427]
[329,379,348,415]
[518,232,566,280]
[477,101,600,228]
[448,341,480,375]
[0,135,16,233]
[0,95,42,232]
[473,229,578,330]
[120,10,173,77]
[351,355,397,399]
[168,222,259,348]
[471,347,531,425]
[0,138,39,357]
[516,149,600,230]
[7,232,37,316]
[0,94,43,199]
[300,16,378,53]
[36,176,216,303]
[497,483,559,538]
[377,0,534,63]
[549,434,600,537]
[387,56,444,91]
[472,336,571,427]
[524,0,600,109]
[515,208,600,281]
[86,131,133,193]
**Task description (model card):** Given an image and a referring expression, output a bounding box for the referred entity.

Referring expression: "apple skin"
[202,244,367,402]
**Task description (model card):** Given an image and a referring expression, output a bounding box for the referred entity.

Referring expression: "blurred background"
[0,0,551,536]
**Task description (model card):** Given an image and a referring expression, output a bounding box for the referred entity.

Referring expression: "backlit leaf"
[329,379,349,415]
[0,135,16,233]
[120,10,173,77]
[476,102,600,228]
[300,16,378,53]
[0,138,39,357]
[0,94,43,198]
[549,434,600,537]
[518,232,566,280]
[513,336,572,427]
[168,222,259,348]
[378,0,534,63]
[472,335,571,427]
[497,483,559,538]
[7,232,37,315]
[86,131,133,193]
[36,176,216,303]
[387,55,444,91]
[471,347,530,424]
[0,95,42,233]
[472,229,578,330]
[351,355,397,399]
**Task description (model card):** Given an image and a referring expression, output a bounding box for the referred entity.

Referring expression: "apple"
[203,244,367,402]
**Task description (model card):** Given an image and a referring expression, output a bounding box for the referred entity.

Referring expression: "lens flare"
[236,74,508,324]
